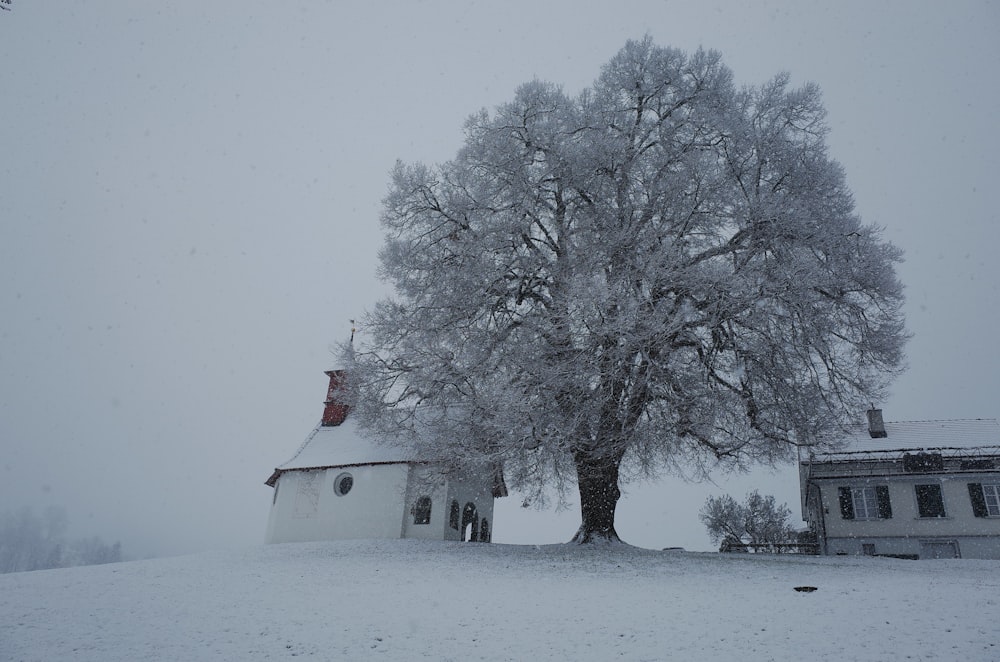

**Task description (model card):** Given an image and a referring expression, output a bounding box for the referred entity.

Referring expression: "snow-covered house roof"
[810,417,1000,460]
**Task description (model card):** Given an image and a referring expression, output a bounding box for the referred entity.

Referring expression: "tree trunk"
[570,450,623,544]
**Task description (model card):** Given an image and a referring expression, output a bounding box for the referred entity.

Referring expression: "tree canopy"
[347,37,907,543]
[699,491,797,552]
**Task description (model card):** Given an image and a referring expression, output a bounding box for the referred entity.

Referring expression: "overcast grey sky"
[2,1,998,558]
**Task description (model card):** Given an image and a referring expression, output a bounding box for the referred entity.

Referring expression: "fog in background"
[2,1,997,559]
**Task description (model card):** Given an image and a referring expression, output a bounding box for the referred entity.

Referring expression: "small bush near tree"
[700,491,799,553]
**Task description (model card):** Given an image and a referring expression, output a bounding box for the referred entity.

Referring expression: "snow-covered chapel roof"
[265,418,421,486]
[265,368,427,486]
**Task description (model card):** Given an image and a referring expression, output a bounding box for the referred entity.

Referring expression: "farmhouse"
[265,370,501,544]
[800,410,1000,559]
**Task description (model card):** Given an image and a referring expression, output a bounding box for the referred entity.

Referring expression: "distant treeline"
[0,506,122,574]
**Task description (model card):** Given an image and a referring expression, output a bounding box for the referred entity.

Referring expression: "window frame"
[851,487,880,520]
[984,484,1000,517]
[333,472,354,497]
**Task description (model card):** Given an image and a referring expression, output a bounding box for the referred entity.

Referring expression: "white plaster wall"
[264,464,410,544]
[824,535,1000,559]
[953,537,1000,560]
[400,466,449,541]
[814,475,1000,559]
[398,466,496,542]
[265,463,499,545]
[445,472,496,542]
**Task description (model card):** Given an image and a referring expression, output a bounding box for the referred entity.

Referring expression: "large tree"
[348,37,906,543]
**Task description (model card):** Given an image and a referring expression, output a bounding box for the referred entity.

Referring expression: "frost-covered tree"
[700,491,795,552]
[348,37,907,543]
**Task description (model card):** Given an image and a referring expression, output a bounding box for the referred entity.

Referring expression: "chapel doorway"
[461,502,479,542]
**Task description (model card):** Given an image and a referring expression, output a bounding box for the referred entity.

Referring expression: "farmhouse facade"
[800,411,1000,559]
[265,370,500,545]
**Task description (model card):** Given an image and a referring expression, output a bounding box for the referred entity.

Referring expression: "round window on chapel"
[333,472,353,496]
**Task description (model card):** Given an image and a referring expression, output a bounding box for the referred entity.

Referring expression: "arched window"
[480,518,490,543]
[461,502,478,542]
[449,500,460,530]
[413,496,432,525]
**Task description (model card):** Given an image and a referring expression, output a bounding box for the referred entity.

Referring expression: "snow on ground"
[1,540,997,661]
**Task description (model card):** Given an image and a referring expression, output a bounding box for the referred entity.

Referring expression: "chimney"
[866,408,887,439]
[321,369,350,426]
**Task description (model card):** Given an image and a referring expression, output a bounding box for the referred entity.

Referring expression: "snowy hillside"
[1,540,996,661]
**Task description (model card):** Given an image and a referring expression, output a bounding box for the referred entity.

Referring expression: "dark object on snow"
[793,586,818,592]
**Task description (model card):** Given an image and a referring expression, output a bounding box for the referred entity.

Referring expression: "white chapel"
[265,369,501,544]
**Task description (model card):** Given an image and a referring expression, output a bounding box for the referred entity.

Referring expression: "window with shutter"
[839,486,890,520]
[985,485,1000,517]
[970,483,1000,517]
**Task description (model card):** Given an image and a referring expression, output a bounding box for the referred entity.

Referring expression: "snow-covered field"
[1,540,997,661]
